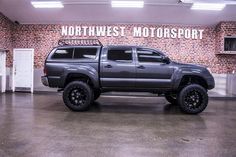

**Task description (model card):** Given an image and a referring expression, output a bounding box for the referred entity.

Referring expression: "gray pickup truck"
[42,39,215,114]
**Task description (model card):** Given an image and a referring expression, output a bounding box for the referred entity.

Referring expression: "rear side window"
[74,48,97,60]
[51,48,73,59]
[107,49,132,62]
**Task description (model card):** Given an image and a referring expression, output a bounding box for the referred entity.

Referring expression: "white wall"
[6,68,56,92]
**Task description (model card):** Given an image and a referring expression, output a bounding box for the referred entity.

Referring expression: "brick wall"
[0,13,13,64]
[1,12,236,73]
[215,21,236,54]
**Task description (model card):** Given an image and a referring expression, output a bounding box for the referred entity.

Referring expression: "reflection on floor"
[0,92,236,157]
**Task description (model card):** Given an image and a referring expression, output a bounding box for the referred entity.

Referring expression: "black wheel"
[165,94,177,104]
[178,84,208,114]
[63,81,94,111]
[94,89,101,101]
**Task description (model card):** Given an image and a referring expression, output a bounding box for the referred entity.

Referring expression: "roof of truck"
[56,39,161,51]
[56,44,156,50]
[106,45,159,49]
[54,45,165,56]
[55,39,165,55]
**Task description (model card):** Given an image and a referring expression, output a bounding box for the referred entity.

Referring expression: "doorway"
[12,49,34,93]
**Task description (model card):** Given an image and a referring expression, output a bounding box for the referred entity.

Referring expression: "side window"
[74,48,97,60]
[137,49,163,63]
[51,48,73,59]
[107,49,132,62]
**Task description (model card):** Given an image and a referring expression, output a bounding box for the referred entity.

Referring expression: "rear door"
[100,47,135,88]
[135,48,174,89]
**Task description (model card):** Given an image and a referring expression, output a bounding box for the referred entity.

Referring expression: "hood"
[171,61,206,69]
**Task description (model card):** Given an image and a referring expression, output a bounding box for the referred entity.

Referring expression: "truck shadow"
[89,101,182,115]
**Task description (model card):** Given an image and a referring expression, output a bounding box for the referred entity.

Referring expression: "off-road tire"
[178,84,208,114]
[63,81,94,111]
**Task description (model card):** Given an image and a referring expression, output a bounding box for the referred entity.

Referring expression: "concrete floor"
[0,93,236,157]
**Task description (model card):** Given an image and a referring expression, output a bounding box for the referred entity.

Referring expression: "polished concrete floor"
[0,93,236,157]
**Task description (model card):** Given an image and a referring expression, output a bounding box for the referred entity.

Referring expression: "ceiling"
[0,0,236,26]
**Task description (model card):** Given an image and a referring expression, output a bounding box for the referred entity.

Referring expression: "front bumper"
[207,76,215,90]
[41,76,49,86]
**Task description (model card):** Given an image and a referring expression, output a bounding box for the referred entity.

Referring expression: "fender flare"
[60,65,99,88]
[172,68,207,90]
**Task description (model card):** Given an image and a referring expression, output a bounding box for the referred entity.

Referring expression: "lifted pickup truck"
[42,39,215,114]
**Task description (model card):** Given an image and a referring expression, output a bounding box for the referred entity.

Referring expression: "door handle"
[137,65,145,69]
[104,64,112,68]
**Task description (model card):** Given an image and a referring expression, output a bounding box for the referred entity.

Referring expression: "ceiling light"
[111,1,144,8]
[191,3,226,11]
[31,1,64,8]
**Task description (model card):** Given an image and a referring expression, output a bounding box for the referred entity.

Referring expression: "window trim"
[136,48,165,63]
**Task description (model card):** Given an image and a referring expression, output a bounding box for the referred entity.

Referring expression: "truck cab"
[100,46,173,91]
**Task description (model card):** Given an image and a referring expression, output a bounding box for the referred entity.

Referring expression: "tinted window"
[107,49,132,62]
[52,48,73,59]
[137,49,163,63]
[74,48,97,60]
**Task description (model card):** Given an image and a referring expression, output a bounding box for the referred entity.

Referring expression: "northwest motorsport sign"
[61,26,204,39]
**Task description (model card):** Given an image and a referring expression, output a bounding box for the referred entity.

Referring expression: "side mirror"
[162,56,170,64]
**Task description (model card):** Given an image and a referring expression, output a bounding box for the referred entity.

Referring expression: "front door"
[13,49,34,93]
[135,48,174,89]
[100,47,135,88]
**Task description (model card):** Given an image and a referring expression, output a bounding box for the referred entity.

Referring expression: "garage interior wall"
[0,12,236,95]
